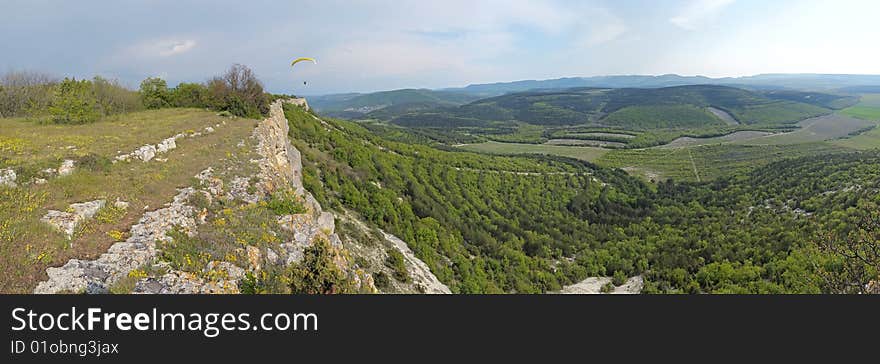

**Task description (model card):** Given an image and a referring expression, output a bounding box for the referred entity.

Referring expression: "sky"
[2,0,879,95]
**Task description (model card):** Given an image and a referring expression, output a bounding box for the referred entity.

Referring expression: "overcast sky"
[2,0,879,95]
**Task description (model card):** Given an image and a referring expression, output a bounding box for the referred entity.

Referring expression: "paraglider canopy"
[291,57,317,67]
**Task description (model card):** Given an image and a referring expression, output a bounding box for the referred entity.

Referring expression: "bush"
[600,282,615,293]
[171,82,207,108]
[373,271,391,290]
[286,238,353,294]
[266,190,306,215]
[76,153,112,174]
[139,77,171,109]
[385,249,410,283]
[612,270,628,286]
[48,78,100,124]
[93,76,141,115]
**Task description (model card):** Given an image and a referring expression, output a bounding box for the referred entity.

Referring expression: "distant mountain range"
[309,74,880,118]
[443,74,880,97]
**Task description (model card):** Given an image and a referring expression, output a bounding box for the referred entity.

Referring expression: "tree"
[171,82,207,108]
[93,76,141,115]
[47,78,100,124]
[139,77,171,109]
[204,64,268,118]
[286,238,353,294]
[0,70,56,117]
[813,213,880,294]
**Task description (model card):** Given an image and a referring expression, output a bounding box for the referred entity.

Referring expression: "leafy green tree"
[171,82,207,108]
[139,77,171,109]
[48,77,100,124]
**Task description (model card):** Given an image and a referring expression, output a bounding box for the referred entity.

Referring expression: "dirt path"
[687,149,701,182]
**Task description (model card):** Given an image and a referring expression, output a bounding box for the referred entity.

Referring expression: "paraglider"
[291,57,316,91]
[291,57,317,67]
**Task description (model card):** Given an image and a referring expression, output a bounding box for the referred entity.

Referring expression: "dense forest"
[284,104,879,293]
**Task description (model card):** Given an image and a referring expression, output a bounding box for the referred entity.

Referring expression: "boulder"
[132,145,157,162]
[156,137,177,153]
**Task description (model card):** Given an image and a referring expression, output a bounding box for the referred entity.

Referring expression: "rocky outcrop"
[381,231,451,294]
[253,100,305,196]
[115,133,184,163]
[0,168,16,187]
[40,200,106,240]
[558,276,643,294]
[35,189,196,294]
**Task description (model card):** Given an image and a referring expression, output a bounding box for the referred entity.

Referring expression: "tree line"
[0,64,275,123]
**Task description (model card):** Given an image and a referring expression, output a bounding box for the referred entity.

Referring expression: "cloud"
[670,0,735,30]
[125,38,198,59]
[574,8,628,46]
[158,40,197,57]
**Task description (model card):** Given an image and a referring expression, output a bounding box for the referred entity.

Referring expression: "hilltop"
[308,88,480,119]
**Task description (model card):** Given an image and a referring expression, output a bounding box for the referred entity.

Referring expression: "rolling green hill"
[309,89,480,118]
[391,85,832,130]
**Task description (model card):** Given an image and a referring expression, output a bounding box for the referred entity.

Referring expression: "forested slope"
[286,104,880,293]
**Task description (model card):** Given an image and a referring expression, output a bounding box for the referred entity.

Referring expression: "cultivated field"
[659,130,773,148]
[833,95,880,149]
[459,141,609,161]
[736,114,873,145]
[597,143,847,182]
[545,139,626,148]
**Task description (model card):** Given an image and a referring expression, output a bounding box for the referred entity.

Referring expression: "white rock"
[0,168,17,187]
[132,145,157,162]
[156,137,177,153]
[58,160,75,176]
[40,199,106,239]
[34,178,47,185]
[204,127,214,133]
[114,198,129,210]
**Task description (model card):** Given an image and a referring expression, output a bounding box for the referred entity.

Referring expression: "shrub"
[612,270,627,286]
[373,271,391,290]
[385,249,410,283]
[600,282,615,293]
[266,190,306,215]
[171,82,207,108]
[76,153,112,174]
[93,76,141,115]
[139,77,171,109]
[286,238,353,294]
[240,268,289,294]
[48,78,100,124]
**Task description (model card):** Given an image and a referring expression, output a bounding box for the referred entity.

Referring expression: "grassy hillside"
[603,105,723,129]
[762,90,858,110]
[393,85,831,129]
[310,89,480,118]
[0,110,257,292]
